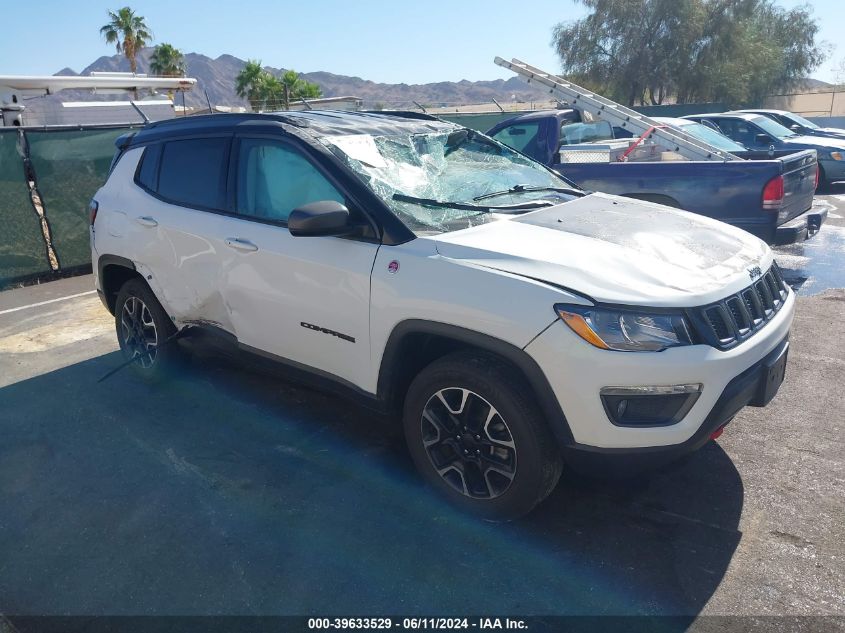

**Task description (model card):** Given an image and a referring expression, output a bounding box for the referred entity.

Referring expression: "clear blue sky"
[4,0,842,84]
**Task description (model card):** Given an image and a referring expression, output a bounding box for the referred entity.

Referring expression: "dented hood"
[430,193,771,307]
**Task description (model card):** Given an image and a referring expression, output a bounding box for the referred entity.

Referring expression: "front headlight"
[555,304,693,352]
[830,151,844,161]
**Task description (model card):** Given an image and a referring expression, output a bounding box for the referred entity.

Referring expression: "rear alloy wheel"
[120,295,159,369]
[114,278,177,381]
[404,352,563,520]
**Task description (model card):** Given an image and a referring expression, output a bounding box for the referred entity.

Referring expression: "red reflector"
[814,164,820,190]
[762,175,784,210]
[710,426,725,440]
[89,199,99,226]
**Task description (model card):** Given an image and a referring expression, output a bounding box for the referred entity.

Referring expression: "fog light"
[600,384,702,427]
[616,399,628,419]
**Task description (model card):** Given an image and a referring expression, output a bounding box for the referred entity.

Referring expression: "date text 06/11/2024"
[307,617,528,630]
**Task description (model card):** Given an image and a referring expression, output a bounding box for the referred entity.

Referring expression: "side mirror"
[790,124,801,132]
[754,133,773,145]
[288,200,354,237]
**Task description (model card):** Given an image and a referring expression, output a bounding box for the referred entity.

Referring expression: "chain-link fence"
[0,125,139,288]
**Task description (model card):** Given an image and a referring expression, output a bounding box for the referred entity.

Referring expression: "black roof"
[126,110,458,147]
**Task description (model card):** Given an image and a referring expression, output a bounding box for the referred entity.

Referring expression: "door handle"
[136,216,158,227]
[225,238,259,252]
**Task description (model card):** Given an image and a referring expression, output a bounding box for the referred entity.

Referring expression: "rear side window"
[559,120,613,145]
[156,137,230,210]
[136,143,161,191]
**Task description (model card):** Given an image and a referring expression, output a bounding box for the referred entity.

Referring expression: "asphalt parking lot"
[0,188,844,622]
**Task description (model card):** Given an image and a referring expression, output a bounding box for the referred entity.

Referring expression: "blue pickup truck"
[486,109,825,245]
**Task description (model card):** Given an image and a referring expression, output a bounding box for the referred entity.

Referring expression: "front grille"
[689,263,788,349]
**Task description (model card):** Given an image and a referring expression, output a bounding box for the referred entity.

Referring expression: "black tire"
[114,277,178,382]
[817,165,827,191]
[403,351,563,521]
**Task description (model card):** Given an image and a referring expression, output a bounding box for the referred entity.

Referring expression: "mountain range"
[55,49,551,109]
[53,49,834,111]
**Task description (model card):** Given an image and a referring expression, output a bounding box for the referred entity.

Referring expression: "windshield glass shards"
[319,129,581,235]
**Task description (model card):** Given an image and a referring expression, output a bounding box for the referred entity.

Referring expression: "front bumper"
[774,204,828,245]
[563,335,789,473]
[525,287,795,452]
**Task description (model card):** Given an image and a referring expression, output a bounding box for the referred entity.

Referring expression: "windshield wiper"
[392,192,554,212]
[472,184,585,201]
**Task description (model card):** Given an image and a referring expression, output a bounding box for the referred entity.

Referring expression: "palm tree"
[235,63,323,111]
[150,43,185,77]
[99,7,153,75]
[259,74,285,111]
[235,60,268,111]
[282,70,321,100]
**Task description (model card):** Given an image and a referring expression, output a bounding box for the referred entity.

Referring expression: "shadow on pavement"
[0,347,743,617]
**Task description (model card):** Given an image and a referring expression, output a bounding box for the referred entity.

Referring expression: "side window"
[740,122,766,146]
[491,123,541,158]
[236,138,344,222]
[157,137,229,210]
[712,119,739,140]
[136,143,161,191]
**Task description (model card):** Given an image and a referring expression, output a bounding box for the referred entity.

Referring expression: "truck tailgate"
[779,150,817,224]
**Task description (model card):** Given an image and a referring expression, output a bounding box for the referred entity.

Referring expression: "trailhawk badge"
[748,266,763,280]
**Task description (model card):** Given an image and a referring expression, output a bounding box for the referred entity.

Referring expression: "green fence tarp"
[26,128,126,270]
[0,130,49,283]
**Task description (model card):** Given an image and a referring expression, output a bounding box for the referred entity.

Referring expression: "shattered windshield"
[319,129,580,235]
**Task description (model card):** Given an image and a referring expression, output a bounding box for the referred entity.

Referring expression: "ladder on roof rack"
[494,57,742,162]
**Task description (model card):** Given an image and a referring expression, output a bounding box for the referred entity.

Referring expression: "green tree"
[235,63,322,111]
[150,43,185,77]
[99,7,152,74]
[552,0,828,107]
[235,60,267,109]
[258,74,285,110]
[282,70,322,99]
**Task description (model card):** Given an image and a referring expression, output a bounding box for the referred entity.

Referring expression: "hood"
[782,134,845,150]
[815,127,845,138]
[430,193,771,307]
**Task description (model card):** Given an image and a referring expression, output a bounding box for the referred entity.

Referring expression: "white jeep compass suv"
[91,111,794,519]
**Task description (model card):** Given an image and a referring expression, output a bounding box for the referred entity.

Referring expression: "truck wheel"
[114,278,178,382]
[403,352,563,520]
[817,165,827,190]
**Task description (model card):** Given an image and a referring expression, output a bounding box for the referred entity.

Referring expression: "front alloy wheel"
[403,351,563,520]
[421,388,517,499]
